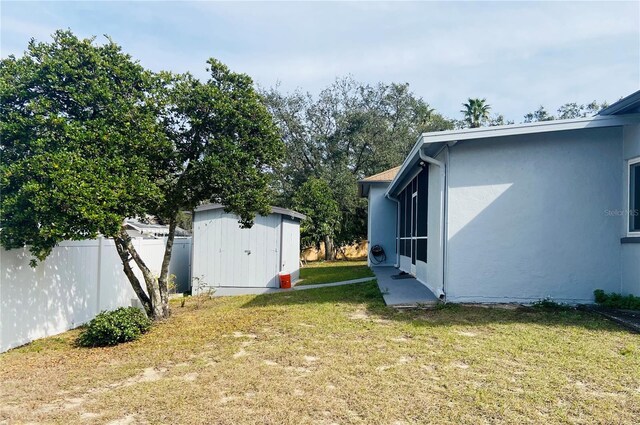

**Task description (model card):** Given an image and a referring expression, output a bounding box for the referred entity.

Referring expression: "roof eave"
[385,113,640,197]
[598,90,640,116]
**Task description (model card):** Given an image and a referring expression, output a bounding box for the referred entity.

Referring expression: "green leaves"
[460,98,491,128]
[0,30,169,262]
[155,65,283,226]
[263,77,453,248]
[292,178,341,249]
[0,30,284,267]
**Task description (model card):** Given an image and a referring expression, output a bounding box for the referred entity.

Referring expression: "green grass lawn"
[297,260,375,286]
[1,277,639,424]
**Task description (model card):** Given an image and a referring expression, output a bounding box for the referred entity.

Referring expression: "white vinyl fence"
[0,237,191,352]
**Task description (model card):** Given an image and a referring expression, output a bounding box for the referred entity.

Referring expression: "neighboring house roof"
[124,229,158,240]
[360,166,401,183]
[194,203,307,221]
[385,91,640,197]
[125,219,191,238]
[598,89,640,116]
[358,166,401,197]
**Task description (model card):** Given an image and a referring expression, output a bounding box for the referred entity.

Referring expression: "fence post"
[96,236,103,314]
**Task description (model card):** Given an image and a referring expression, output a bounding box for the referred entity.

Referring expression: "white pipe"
[385,193,401,268]
[419,148,447,300]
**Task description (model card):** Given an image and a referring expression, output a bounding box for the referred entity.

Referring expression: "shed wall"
[192,209,301,290]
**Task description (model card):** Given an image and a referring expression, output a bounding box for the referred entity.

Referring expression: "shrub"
[77,307,152,347]
[593,289,640,310]
[531,298,571,310]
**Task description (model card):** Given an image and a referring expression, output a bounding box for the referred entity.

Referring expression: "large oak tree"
[262,78,453,258]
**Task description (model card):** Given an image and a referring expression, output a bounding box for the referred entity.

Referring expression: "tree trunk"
[113,227,169,321]
[157,216,177,319]
[324,235,335,261]
[113,237,153,317]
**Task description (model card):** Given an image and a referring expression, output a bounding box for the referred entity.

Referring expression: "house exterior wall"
[621,123,640,295]
[445,127,624,303]
[191,209,301,290]
[1,238,191,352]
[367,184,397,267]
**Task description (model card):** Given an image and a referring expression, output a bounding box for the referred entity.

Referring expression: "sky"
[1,1,639,122]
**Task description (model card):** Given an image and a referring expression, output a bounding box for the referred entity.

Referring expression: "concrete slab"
[293,277,375,290]
[212,287,284,296]
[372,266,439,307]
[210,277,376,297]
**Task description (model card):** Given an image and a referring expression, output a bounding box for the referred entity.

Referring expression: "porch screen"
[396,167,429,262]
[399,190,407,256]
[416,168,428,263]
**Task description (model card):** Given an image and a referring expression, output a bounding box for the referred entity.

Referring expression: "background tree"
[460,98,491,128]
[0,31,283,320]
[292,178,341,260]
[523,101,608,122]
[523,106,555,123]
[262,77,453,258]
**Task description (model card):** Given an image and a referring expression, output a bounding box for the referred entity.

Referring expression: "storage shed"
[191,204,305,294]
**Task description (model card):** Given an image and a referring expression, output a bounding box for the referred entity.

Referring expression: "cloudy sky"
[2,1,639,121]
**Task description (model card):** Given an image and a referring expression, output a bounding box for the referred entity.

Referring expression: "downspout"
[418,148,447,300]
[385,193,401,268]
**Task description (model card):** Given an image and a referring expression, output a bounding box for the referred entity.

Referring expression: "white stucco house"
[359,90,640,304]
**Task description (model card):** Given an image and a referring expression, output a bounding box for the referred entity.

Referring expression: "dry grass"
[1,281,639,424]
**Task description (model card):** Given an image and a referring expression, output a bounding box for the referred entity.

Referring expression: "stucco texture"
[445,127,624,303]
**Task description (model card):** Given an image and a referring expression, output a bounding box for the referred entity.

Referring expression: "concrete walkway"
[293,277,376,290]
[372,266,439,307]
[210,276,376,297]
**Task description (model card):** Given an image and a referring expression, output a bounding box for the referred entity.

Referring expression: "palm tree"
[461,98,491,128]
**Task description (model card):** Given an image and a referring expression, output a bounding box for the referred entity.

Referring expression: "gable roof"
[360,166,401,183]
[598,89,640,116]
[357,166,401,197]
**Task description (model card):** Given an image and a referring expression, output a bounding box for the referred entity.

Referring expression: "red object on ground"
[279,272,291,289]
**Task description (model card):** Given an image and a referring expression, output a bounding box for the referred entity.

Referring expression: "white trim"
[420,114,639,145]
[628,156,640,236]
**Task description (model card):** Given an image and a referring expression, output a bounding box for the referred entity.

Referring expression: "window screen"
[417,169,428,238]
[631,162,640,232]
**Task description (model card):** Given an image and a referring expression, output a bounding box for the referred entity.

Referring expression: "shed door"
[281,218,300,280]
[237,214,281,288]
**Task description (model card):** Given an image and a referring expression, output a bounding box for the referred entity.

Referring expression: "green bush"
[531,297,572,310]
[77,307,152,347]
[593,289,640,310]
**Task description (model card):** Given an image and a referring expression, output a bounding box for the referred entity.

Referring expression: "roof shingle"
[360,166,401,183]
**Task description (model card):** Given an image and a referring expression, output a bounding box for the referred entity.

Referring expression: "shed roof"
[194,203,306,221]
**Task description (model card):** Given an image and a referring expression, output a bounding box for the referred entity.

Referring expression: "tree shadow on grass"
[241,280,632,334]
